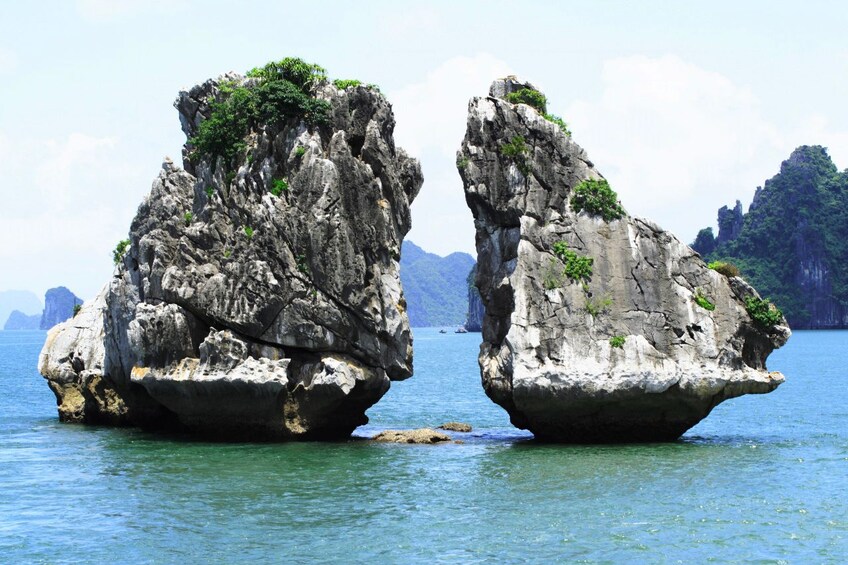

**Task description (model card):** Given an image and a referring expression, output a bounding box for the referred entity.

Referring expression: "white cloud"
[565,54,791,242]
[0,47,17,74]
[76,0,185,22]
[0,132,147,298]
[391,53,513,256]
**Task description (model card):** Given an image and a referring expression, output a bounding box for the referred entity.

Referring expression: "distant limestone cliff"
[399,241,474,327]
[2,287,81,331]
[4,311,40,330]
[692,146,848,329]
[39,287,82,330]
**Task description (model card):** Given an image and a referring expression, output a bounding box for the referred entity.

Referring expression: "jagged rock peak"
[457,77,789,442]
[40,57,423,440]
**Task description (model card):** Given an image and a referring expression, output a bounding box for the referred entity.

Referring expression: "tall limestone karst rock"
[39,59,422,439]
[457,77,789,442]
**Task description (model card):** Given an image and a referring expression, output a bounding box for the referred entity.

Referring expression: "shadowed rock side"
[457,77,790,442]
[40,66,422,440]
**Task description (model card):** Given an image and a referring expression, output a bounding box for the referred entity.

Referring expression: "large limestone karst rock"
[457,77,790,442]
[39,59,422,439]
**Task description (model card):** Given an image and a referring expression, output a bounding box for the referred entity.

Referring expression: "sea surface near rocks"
[1,328,846,562]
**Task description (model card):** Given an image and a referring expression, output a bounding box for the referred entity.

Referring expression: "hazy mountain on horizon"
[400,241,475,327]
[0,290,42,330]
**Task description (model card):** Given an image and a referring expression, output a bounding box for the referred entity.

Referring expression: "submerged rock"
[437,422,472,432]
[457,77,790,442]
[39,59,422,440]
[372,428,451,444]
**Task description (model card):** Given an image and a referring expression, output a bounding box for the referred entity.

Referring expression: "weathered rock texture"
[465,264,484,332]
[457,78,790,442]
[40,70,422,439]
[372,428,451,444]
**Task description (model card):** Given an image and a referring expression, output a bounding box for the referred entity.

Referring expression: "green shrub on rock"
[708,260,740,278]
[552,242,593,282]
[609,335,626,348]
[505,88,547,113]
[500,135,531,175]
[694,289,716,311]
[113,239,130,265]
[543,113,571,136]
[333,79,362,89]
[745,296,783,329]
[270,178,289,197]
[571,179,625,222]
[190,57,336,171]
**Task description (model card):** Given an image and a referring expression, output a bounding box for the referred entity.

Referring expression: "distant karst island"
[692,145,848,329]
[2,287,82,331]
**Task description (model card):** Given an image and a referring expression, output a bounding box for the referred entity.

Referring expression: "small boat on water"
[439,329,448,334]
[455,327,468,334]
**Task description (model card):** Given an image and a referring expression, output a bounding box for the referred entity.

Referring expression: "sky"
[2,0,847,300]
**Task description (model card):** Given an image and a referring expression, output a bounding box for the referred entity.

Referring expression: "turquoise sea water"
[0,328,846,563]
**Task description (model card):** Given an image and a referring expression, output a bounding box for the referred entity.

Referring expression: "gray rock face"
[465,264,484,332]
[716,200,744,246]
[40,71,422,439]
[39,287,82,330]
[457,78,790,442]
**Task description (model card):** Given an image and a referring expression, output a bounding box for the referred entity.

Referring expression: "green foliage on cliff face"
[543,113,571,136]
[73,304,82,317]
[696,146,848,327]
[745,296,784,328]
[113,239,130,265]
[504,87,571,135]
[609,335,626,348]
[191,57,335,170]
[500,136,531,175]
[333,79,362,89]
[506,88,547,113]
[571,179,625,222]
[552,242,593,282]
[693,289,716,311]
[270,178,289,196]
[708,260,740,278]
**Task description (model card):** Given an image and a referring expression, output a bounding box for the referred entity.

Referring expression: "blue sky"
[2,0,847,299]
